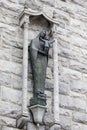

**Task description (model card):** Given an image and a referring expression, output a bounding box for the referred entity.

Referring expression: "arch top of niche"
[19,8,59,27]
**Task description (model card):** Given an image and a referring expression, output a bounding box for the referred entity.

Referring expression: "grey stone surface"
[70,60,87,74]
[60,115,72,130]
[59,82,69,95]
[0,116,16,127]
[70,80,87,93]
[0,101,21,118]
[59,108,72,117]
[60,95,86,112]
[27,122,45,130]
[0,71,11,87]
[0,60,22,76]
[2,126,20,130]
[72,122,87,130]
[44,111,54,125]
[0,0,87,130]
[49,124,61,130]
[72,112,87,124]
[1,86,22,105]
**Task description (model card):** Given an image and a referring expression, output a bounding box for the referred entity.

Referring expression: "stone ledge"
[16,115,29,129]
[2,126,21,130]
[49,124,61,130]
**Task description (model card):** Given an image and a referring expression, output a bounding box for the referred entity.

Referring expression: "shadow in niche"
[29,15,52,32]
[61,0,66,2]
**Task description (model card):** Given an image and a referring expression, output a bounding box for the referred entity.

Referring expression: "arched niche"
[28,15,53,41]
[17,7,60,130]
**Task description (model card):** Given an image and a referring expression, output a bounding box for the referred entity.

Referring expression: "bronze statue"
[29,31,54,106]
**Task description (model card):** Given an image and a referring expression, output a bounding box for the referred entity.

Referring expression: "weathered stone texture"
[0,101,21,118]
[73,112,87,124]
[57,0,87,129]
[2,126,20,130]
[0,116,16,127]
[70,80,87,93]
[60,95,87,112]
[0,0,87,130]
[1,86,22,105]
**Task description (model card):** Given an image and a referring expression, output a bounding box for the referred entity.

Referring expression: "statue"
[29,31,54,106]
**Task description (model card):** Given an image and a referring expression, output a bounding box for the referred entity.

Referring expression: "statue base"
[29,105,46,125]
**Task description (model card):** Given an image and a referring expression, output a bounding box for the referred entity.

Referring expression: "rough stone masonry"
[1,0,87,130]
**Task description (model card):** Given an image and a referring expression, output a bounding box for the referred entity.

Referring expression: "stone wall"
[0,0,87,130]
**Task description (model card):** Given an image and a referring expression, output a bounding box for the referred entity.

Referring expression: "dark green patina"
[29,31,54,106]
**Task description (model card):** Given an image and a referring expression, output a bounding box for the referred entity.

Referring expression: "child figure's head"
[45,35,50,41]
[40,31,46,38]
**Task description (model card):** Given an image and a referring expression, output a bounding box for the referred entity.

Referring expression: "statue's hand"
[38,49,47,55]
[50,40,55,44]
[49,40,55,47]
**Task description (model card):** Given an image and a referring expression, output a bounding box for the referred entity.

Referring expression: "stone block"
[60,115,72,130]
[45,90,52,98]
[41,0,54,7]
[70,60,87,74]
[2,28,23,49]
[16,115,29,129]
[48,59,53,68]
[72,122,87,130]
[0,48,10,61]
[2,126,20,130]
[83,73,87,81]
[71,35,87,50]
[11,56,22,64]
[60,68,81,83]
[46,67,52,79]
[0,59,22,76]
[27,80,33,92]
[59,57,69,68]
[12,75,22,90]
[27,122,45,130]
[11,47,23,59]
[0,0,21,12]
[0,71,11,87]
[71,0,87,7]
[0,116,16,127]
[49,124,61,130]
[72,112,87,124]
[1,86,22,105]
[59,108,72,117]
[70,80,87,93]
[45,80,53,90]
[46,96,52,112]
[44,111,54,125]
[0,11,18,26]
[70,91,86,100]
[53,8,69,24]
[0,101,21,118]
[60,95,86,112]
[64,67,82,80]
[59,48,80,61]
[59,82,69,95]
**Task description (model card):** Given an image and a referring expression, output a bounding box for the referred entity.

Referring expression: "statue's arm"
[39,37,45,42]
[49,40,55,44]
[30,47,46,55]
[38,49,47,55]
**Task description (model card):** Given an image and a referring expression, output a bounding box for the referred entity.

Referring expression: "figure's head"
[40,30,46,38]
[45,35,50,40]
